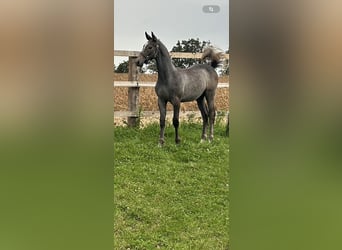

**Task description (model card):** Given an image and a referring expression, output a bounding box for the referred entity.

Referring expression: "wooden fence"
[114,50,229,126]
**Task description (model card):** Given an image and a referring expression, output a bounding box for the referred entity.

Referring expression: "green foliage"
[114,122,229,249]
[114,60,129,73]
[171,38,211,68]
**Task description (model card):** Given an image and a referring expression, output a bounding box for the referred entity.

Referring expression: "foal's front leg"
[172,99,181,144]
[158,98,167,146]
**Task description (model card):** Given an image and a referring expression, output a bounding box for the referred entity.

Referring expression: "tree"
[114,60,129,73]
[171,38,211,68]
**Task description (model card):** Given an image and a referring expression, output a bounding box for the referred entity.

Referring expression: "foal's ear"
[145,32,152,40]
[151,32,158,41]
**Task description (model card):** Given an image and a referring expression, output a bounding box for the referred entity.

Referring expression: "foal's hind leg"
[205,91,216,142]
[196,94,209,141]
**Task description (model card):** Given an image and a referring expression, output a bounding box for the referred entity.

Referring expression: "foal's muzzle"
[136,54,147,67]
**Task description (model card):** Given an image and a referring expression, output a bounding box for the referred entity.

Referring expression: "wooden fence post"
[127,56,140,127]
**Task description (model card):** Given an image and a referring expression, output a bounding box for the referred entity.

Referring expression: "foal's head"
[136,32,159,67]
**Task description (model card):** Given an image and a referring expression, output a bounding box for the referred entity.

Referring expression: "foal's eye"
[148,46,153,50]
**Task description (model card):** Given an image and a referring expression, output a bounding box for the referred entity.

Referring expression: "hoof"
[175,138,181,144]
[200,135,207,143]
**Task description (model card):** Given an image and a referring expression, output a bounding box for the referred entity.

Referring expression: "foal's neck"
[155,41,175,81]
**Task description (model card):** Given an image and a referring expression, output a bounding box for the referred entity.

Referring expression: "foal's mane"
[156,39,170,58]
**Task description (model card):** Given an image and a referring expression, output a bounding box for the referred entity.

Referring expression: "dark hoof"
[201,135,207,143]
[175,138,181,144]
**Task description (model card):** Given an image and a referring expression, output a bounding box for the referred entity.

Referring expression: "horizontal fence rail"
[113,50,229,126]
[114,50,229,59]
[113,81,229,88]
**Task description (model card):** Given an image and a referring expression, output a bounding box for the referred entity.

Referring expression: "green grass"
[114,122,229,249]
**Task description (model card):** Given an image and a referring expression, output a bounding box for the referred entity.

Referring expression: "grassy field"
[114,122,229,249]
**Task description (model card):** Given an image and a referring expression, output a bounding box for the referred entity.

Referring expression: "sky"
[114,0,229,65]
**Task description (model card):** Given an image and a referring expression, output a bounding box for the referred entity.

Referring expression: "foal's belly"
[180,82,206,102]
[180,93,202,102]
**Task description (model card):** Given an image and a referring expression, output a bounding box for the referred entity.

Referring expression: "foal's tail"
[201,47,224,69]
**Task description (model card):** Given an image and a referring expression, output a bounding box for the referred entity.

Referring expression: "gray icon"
[202,5,220,13]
